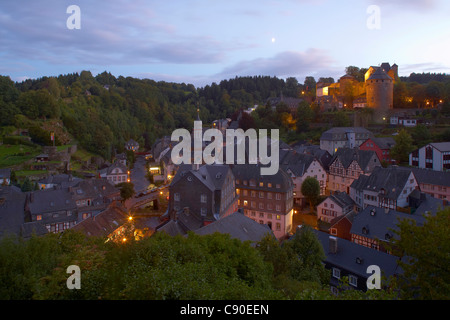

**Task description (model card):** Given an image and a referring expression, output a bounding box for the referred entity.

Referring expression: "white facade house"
[409,142,450,172]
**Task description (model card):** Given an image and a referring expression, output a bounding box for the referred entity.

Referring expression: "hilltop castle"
[316,62,398,123]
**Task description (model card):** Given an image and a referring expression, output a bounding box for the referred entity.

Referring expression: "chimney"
[329,236,338,254]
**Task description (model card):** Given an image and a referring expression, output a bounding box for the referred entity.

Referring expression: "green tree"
[117,182,135,202]
[390,129,414,164]
[301,177,320,211]
[388,207,450,299]
[284,226,329,286]
[296,101,314,132]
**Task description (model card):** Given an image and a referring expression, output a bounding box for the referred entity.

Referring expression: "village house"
[99,162,129,185]
[327,148,380,194]
[161,164,238,236]
[71,202,132,242]
[350,205,428,254]
[325,211,357,241]
[397,166,450,201]
[409,142,450,171]
[37,173,82,190]
[279,149,327,206]
[69,178,121,221]
[317,191,355,223]
[320,127,374,155]
[349,166,418,212]
[25,187,78,234]
[125,139,139,152]
[233,164,294,240]
[313,229,401,294]
[359,137,396,164]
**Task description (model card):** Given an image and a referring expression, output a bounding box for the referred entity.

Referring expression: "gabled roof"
[70,178,119,201]
[329,210,357,227]
[351,166,414,200]
[194,211,274,245]
[350,206,427,241]
[429,142,450,152]
[171,164,232,193]
[320,127,373,141]
[313,229,401,279]
[71,204,128,237]
[397,166,450,188]
[369,137,396,149]
[232,164,293,192]
[279,150,317,178]
[326,192,355,209]
[27,188,77,215]
[330,148,377,170]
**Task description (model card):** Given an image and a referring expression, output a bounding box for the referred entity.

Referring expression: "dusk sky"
[1,0,449,87]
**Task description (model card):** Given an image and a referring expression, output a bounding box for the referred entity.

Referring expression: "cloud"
[216,49,335,80]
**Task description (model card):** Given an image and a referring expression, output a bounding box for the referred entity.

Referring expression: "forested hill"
[0,72,304,160]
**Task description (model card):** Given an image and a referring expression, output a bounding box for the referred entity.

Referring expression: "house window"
[259,212,264,218]
[276,223,281,231]
[259,182,264,187]
[268,183,272,188]
[174,193,180,201]
[267,193,272,199]
[201,208,207,216]
[276,205,281,212]
[332,268,341,279]
[201,194,207,203]
[349,275,358,287]
[276,194,281,200]
[36,215,42,221]
[330,228,337,235]
[244,200,248,206]
[276,215,281,220]
[259,203,264,209]
[259,191,264,198]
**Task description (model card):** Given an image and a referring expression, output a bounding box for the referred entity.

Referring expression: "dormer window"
[356,257,364,264]
[362,227,369,235]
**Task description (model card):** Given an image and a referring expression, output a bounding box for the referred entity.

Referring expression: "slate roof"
[313,229,401,279]
[320,127,373,141]
[99,162,127,176]
[367,67,393,81]
[429,142,450,152]
[21,221,48,238]
[293,145,333,169]
[0,186,26,237]
[70,178,120,202]
[171,164,232,193]
[38,174,81,187]
[232,164,293,192]
[157,208,204,237]
[397,166,450,188]
[350,166,413,200]
[408,189,447,216]
[194,211,274,245]
[71,204,128,237]
[370,137,396,149]
[327,191,355,209]
[27,188,78,216]
[350,206,427,242]
[331,148,378,170]
[279,150,316,177]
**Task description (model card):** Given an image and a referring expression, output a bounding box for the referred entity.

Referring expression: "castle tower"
[365,67,394,123]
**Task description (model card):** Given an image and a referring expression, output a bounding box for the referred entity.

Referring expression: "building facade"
[409,142,450,171]
[233,164,294,240]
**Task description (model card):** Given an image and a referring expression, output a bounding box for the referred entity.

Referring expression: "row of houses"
[0,175,121,238]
